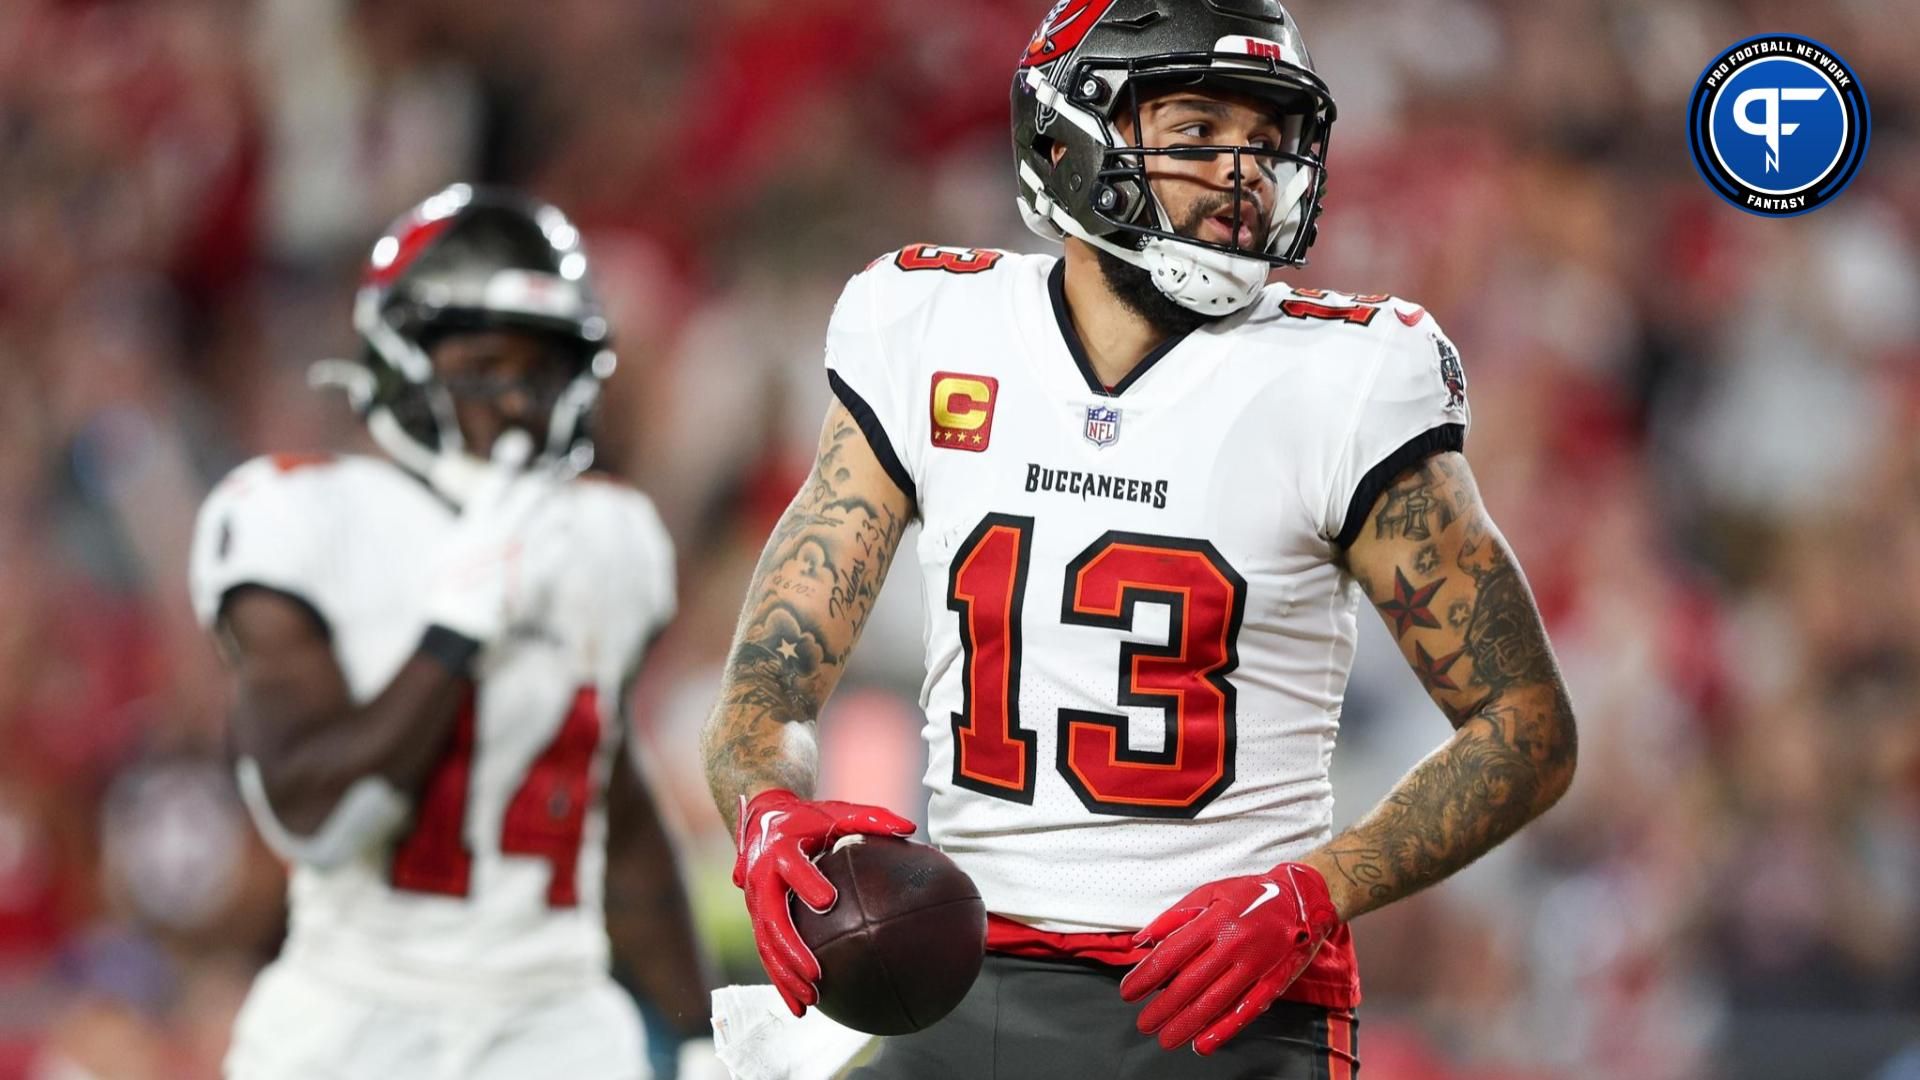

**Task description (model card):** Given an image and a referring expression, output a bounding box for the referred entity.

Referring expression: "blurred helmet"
[1011,0,1337,315]
[316,184,614,486]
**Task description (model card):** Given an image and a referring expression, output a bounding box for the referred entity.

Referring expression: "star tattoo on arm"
[1316,450,1577,923]
[1379,568,1444,638]
[701,403,914,832]
[1411,641,1467,693]
[1413,544,1441,576]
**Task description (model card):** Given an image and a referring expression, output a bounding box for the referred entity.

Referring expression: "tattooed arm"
[1302,451,1577,921]
[700,401,915,833]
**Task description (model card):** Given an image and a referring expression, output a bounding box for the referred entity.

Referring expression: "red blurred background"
[0,1,1916,1077]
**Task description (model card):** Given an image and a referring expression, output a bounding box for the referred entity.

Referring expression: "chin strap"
[544,369,603,472]
[309,355,451,493]
[308,358,376,409]
[1018,161,1273,316]
[365,408,451,492]
[350,286,468,463]
[1136,238,1272,315]
[313,342,599,509]
[309,353,484,506]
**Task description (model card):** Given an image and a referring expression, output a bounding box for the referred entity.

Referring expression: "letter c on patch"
[933,377,992,430]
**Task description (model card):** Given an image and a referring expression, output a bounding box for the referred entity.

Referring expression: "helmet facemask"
[1107,70,1324,237]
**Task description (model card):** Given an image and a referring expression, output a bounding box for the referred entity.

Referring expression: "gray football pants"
[846,954,1358,1080]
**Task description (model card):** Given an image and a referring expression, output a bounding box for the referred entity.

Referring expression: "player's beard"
[1096,194,1267,337]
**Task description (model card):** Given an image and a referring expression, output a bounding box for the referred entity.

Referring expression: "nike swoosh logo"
[1239,881,1283,919]
[1396,306,1427,327]
[753,811,787,858]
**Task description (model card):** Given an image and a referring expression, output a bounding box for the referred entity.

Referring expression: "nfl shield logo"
[1084,404,1121,448]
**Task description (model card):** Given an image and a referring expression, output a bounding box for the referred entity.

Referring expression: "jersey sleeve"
[623,492,677,648]
[823,261,920,506]
[1322,314,1472,548]
[586,482,677,678]
[188,457,336,630]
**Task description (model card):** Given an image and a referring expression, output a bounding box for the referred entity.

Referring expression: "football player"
[702,2,1578,1078]
[191,186,711,1080]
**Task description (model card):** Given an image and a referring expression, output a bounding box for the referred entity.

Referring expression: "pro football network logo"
[1687,34,1869,217]
[1084,404,1120,448]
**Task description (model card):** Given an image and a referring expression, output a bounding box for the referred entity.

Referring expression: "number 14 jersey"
[826,247,1470,1009]
[189,455,675,997]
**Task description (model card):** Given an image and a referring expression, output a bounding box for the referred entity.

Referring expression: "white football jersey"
[825,247,1467,946]
[189,454,675,997]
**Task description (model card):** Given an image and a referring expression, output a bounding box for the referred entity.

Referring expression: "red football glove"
[1119,863,1342,1055]
[731,788,916,1016]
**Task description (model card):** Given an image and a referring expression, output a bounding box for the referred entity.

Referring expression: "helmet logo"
[365,214,456,289]
[1021,0,1117,69]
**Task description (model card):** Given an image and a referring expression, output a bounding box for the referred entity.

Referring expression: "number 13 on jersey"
[947,514,1247,818]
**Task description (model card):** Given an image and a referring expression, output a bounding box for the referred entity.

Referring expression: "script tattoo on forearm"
[1324,453,1576,919]
[1322,681,1573,916]
[702,413,911,831]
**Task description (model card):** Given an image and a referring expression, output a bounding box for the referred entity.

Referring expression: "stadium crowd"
[0,0,1916,1076]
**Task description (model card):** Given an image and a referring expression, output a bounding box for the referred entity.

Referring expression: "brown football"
[791,837,987,1035]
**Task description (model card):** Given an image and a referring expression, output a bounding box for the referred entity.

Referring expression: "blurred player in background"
[703,2,1577,1077]
[189,185,711,1079]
